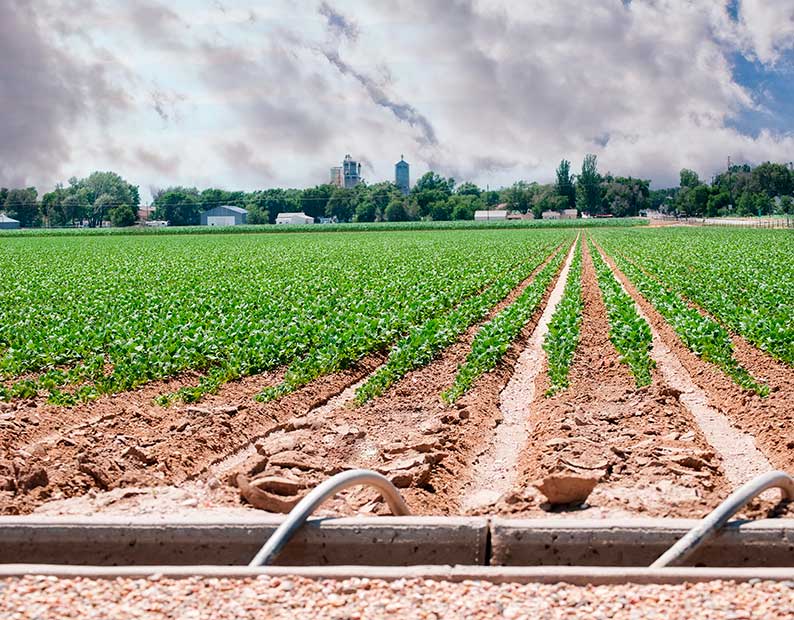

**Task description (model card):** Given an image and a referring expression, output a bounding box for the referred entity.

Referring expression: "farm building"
[200,205,248,226]
[561,209,578,220]
[276,212,315,225]
[0,213,20,229]
[474,210,508,221]
[541,210,561,220]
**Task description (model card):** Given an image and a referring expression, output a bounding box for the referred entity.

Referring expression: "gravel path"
[2,575,793,619]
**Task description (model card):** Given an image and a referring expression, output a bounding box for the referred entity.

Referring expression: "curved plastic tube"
[248,469,411,566]
[651,470,794,568]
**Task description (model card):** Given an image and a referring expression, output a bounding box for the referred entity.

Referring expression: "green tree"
[153,187,201,226]
[555,159,576,209]
[501,181,535,213]
[354,200,377,222]
[42,186,69,227]
[58,171,140,227]
[575,154,601,216]
[411,172,454,217]
[706,192,731,217]
[455,182,481,197]
[367,182,400,216]
[326,188,356,222]
[429,201,452,221]
[482,190,501,207]
[447,194,481,220]
[109,204,137,227]
[248,189,299,223]
[300,185,334,220]
[246,208,269,225]
[4,188,40,227]
[384,198,410,222]
[750,162,793,197]
[601,176,649,217]
[736,191,755,217]
[679,168,700,189]
[780,195,794,214]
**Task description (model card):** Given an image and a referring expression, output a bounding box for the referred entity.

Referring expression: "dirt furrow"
[227,242,572,516]
[460,238,578,512]
[598,243,794,484]
[0,357,382,515]
[592,242,775,492]
[507,239,728,518]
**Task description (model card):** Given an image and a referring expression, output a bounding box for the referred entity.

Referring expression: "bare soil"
[227,243,570,516]
[2,235,792,519]
[0,358,382,515]
[506,240,730,518]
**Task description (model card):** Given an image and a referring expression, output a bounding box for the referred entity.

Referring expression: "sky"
[1,0,793,202]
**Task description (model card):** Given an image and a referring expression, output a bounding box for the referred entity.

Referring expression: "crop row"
[588,238,654,387]
[441,241,570,403]
[0,230,572,404]
[0,218,649,239]
[542,238,583,395]
[594,236,767,395]
[595,228,793,367]
[351,241,570,405]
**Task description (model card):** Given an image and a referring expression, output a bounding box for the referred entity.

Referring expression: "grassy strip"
[588,238,654,387]
[542,238,583,395]
[350,245,570,406]
[599,241,768,395]
[0,218,648,238]
[441,245,569,403]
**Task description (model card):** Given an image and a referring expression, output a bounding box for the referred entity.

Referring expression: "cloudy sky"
[1,0,794,201]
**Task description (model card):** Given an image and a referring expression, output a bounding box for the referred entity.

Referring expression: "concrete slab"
[0,515,488,567]
[2,515,793,568]
[491,518,794,567]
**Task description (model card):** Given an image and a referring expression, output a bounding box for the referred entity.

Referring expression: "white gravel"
[2,575,793,619]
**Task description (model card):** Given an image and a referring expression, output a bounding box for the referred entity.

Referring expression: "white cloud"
[1,0,793,197]
[738,0,794,65]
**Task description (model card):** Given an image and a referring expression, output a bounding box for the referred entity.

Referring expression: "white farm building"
[200,205,248,226]
[276,212,315,225]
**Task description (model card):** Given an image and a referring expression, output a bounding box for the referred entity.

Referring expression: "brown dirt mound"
[0,358,382,515]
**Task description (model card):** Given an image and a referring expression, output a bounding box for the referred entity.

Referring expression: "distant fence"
[652,215,794,229]
[695,217,793,229]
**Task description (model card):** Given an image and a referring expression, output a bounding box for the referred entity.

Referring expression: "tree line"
[650,162,794,217]
[2,157,792,227]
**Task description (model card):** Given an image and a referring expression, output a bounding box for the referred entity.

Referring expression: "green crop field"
[595,228,794,368]
[1,226,792,407]
[0,228,572,404]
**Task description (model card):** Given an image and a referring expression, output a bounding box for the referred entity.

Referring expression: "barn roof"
[213,205,248,214]
[0,213,19,223]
